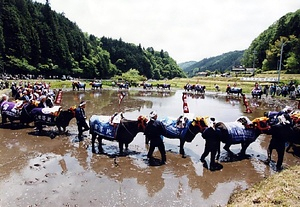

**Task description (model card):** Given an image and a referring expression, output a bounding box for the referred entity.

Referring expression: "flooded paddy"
[0,89,299,206]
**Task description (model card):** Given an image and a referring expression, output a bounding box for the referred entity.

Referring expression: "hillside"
[0,0,185,80]
[242,9,300,72]
[181,50,244,77]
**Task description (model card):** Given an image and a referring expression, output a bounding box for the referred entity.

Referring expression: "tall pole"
[277,42,285,84]
[252,50,256,69]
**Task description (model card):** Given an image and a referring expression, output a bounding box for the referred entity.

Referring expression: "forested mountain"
[178,61,197,70]
[181,50,244,77]
[182,9,300,77]
[242,9,300,73]
[0,0,185,79]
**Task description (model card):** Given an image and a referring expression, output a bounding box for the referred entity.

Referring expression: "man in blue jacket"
[145,111,167,165]
[75,101,90,141]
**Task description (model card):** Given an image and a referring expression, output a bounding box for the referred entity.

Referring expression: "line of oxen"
[72,81,172,91]
[1,94,300,171]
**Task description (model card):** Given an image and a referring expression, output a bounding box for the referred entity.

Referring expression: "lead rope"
[120,120,134,137]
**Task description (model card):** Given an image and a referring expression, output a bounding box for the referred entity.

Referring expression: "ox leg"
[286,142,293,153]
[35,122,43,134]
[91,133,97,153]
[239,142,250,157]
[119,142,124,155]
[223,143,234,156]
[1,115,7,125]
[97,137,104,154]
[179,140,186,158]
[266,146,273,164]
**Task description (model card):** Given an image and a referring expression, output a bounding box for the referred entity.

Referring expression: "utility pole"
[252,50,256,69]
[277,42,286,84]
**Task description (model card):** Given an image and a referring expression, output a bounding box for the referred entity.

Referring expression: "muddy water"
[0,89,299,207]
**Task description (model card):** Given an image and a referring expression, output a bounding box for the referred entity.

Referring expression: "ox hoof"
[50,133,56,139]
[210,163,223,171]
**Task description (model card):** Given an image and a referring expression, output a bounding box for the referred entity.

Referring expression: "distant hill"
[242,9,300,73]
[178,61,197,70]
[181,50,244,77]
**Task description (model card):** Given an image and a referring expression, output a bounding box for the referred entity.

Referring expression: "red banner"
[182,93,189,113]
[118,91,126,105]
[54,89,63,104]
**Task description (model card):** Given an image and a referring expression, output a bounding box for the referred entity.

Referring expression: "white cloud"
[35,0,300,63]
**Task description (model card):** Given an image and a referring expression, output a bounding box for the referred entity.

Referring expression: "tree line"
[181,9,300,77]
[0,0,186,80]
[242,9,300,73]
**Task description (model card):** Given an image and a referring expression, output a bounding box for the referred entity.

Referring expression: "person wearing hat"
[75,101,90,141]
[38,95,48,108]
[266,113,292,171]
[144,111,167,165]
[0,94,8,107]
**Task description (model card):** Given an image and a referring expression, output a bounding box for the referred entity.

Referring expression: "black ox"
[72,81,86,91]
[29,106,76,138]
[89,115,148,155]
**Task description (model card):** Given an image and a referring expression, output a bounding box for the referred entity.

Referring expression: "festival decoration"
[182,93,189,113]
[118,91,126,105]
[54,89,63,104]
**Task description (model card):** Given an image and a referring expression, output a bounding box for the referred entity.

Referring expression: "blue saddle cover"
[90,115,116,139]
[160,117,189,139]
[224,122,256,143]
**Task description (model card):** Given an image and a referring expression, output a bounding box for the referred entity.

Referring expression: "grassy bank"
[227,165,300,206]
[4,72,300,94]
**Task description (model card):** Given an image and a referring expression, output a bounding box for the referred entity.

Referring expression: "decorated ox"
[148,116,209,158]
[213,116,270,157]
[142,83,153,90]
[72,81,86,91]
[157,83,171,90]
[89,115,148,155]
[117,82,129,89]
[266,110,300,154]
[184,84,193,92]
[226,86,242,97]
[251,88,263,99]
[1,100,38,126]
[194,84,206,94]
[90,81,102,90]
[29,106,76,138]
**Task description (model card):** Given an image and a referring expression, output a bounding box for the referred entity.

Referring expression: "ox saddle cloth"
[90,115,118,139]
[224,122,256,143]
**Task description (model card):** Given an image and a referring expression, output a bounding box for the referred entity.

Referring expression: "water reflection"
[1,89,300,206]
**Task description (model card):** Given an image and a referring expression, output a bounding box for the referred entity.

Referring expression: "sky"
[34,0,300,63]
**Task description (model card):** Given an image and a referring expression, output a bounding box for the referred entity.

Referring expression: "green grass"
[227,165,300,206]
[5,71,300,94]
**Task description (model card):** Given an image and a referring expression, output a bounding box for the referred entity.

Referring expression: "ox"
[90,81,102,90]
[194,84,206,94]
[226,86,243,97]
[146,116,209,158]
[89,115,148,155]
[265,109,300,154]
[29,106,76,138]
[184,84,193,92]
[1,100,38,127]
[72,81,86,91]
[251,88,263,99]
[157,83,171,90]
[212,116,270,158]
[117,82,129,89]
[142,83,153,90]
